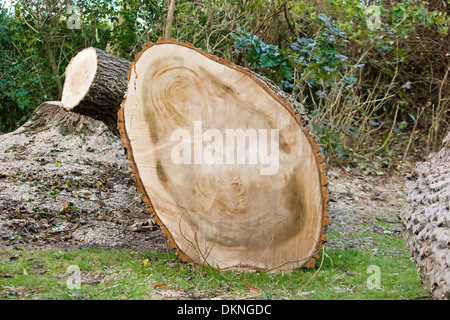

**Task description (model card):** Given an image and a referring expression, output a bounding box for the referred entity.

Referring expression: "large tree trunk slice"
[61,47,130,135]
[119,38,330,271]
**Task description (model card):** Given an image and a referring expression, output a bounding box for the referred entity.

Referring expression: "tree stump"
[17,101,111,137]
[399,132,450,299]
[119,39,330,271]
[61,47,130,136]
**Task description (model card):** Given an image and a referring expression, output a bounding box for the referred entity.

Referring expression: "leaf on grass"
[245,282,261,294]
[22,268,27,275]
[10,253,21,260]
[142,259,149,267]
[154,283,167,289]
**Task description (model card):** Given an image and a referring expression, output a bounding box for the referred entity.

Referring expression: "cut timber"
[16,101,112,138]
[399,132,450,300]
[61,47,130,135]
[119,39,329,271]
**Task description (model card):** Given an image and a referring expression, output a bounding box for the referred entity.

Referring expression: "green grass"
[0,229,429,300]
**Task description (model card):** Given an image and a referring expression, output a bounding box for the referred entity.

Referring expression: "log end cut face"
[61,47,98,110]
[120,40,328,271]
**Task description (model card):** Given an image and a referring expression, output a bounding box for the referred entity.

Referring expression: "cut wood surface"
[61,47,130,135]
[119,39,329,271]
[400,132,450,300]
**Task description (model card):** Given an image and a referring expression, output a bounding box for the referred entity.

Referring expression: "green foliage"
[0,0,448,162]
[229,0,449,164]
[291,14,352,86]
[0,7,51,132]
[231,30,294,90]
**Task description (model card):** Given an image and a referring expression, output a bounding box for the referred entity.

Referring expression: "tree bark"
[399,132,450,300]
[118,38,330,271]
[61,47,130,136]
[43,27,63,99]
[16,101,113,138]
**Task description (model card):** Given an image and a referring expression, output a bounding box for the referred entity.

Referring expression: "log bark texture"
[399,132,450,300]
[119,38,330,271]
[61,47,130,135]
[14,101,114,139]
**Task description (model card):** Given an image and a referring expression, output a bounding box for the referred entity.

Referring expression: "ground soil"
[0,104,168,252]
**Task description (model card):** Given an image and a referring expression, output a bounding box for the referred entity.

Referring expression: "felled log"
[16,101,111,137]
[61,47,130,135]
[118,38,330,271]
[399,132,450,300]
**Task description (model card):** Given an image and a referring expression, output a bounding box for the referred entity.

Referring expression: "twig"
[94,284,119,295]
[300,245,326,291]
[164,0,177,39]
[365,102,400,157]
[402,106,425,162]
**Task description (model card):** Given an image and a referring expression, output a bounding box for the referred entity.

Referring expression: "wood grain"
[119,39,329,271]
[61,47,130,135]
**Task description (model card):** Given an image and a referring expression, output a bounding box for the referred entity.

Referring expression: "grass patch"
[0,229,429,300]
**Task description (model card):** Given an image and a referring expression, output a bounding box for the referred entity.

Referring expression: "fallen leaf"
[29,241,44,245]
[245,282,261,294]
[154,283,167,289]
[401,265,409,269]
[55,162,62,167]
[22,268,27,275]
[59,202,71,213]
[142,259,149,267]
[10,253,21,260]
